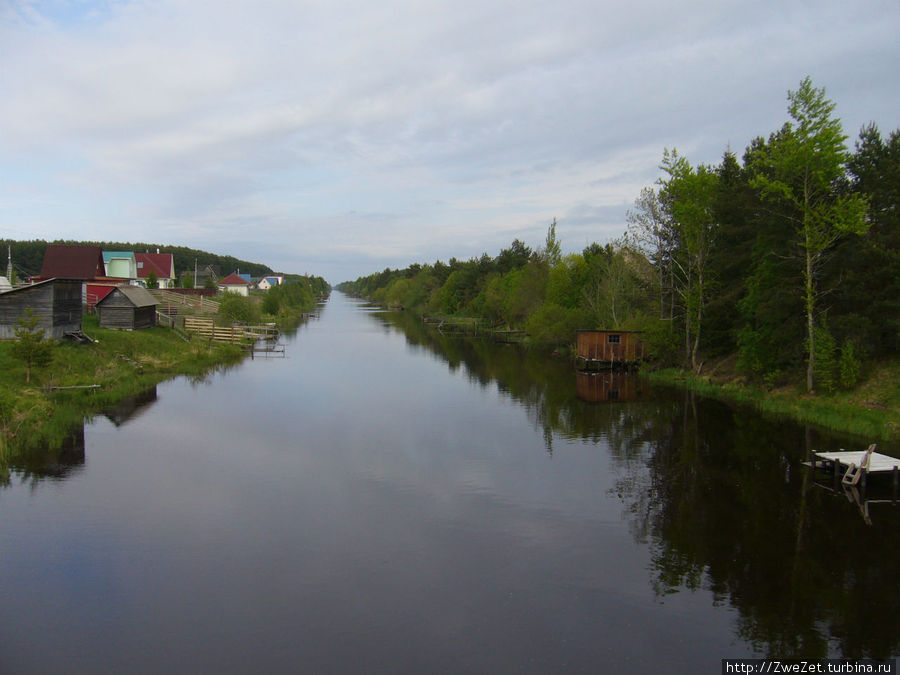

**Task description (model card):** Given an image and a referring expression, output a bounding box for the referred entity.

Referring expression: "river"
[1,292,898,673]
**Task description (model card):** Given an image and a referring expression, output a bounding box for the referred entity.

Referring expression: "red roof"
[219,273,250,286]
[40,244,106,280]
[135,253,174,280]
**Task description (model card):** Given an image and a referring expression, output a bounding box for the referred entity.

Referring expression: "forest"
[338,78,899,394]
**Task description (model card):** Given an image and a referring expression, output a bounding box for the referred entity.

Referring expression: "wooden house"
[96,285,159,330]
[0,278,83,340]
[575,329,645,370]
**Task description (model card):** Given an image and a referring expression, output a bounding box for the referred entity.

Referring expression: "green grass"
[0,314,245,462]
[644,359,900,441]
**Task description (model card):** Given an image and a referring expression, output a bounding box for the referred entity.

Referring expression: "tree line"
[338,78,899,393]
[1,239,275,281]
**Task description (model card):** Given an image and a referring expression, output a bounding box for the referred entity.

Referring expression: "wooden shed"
[0,278,83,340]
[96,286,159,330]
[575,329,645,370]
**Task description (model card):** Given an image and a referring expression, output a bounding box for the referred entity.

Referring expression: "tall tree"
[659,149,719,371]
[749,77,868,392]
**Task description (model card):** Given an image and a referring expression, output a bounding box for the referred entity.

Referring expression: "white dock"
[813,446,900,489]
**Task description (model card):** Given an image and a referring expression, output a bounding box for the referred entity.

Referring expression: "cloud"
[1,0,898,281]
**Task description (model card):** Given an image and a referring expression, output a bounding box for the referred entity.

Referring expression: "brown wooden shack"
[96,286,159,330]
[575,329,645,370]
[0,278,83,340]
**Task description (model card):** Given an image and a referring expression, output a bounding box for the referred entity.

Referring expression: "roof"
[40,244,106,280]
[0,276,11,293]
[97,285,159,308]
[135,253,174,280]
[219,273,251,286]
[102,251,135,262]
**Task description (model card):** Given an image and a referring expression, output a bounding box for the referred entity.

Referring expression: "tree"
[659,149,719,371]
[11,308,54,384]
[146,270,159,289]
[749,77,868,392]
[181,272,194,289]
[540,218,562,267]
[627,186,675,320]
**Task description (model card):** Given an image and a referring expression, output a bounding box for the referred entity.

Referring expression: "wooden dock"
[811,445,900,490]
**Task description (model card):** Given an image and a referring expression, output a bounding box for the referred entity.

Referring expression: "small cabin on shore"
[0,278,83,340]
[575,329,645,370]
[96,286,159,330]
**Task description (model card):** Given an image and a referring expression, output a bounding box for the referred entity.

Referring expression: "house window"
[608,334,621,344]
[137,262,143,269]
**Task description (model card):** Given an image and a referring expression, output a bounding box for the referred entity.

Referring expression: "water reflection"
[373,307,900,660]
[2,424,86,487]
[103,385,158,427]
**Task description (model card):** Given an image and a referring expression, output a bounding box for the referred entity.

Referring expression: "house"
[102,251,138,280]
[135,252,176,289]
[257,275,284,291]
[574,329,645,371]
[0,278,83,340]
[0,276,12,293]
[96,285,159,330]
[40,244,106,280]
[218,272,251,297]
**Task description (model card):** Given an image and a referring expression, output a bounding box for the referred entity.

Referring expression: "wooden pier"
[811,445,900,491]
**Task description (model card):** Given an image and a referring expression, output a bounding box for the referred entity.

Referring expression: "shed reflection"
[576,372,643,403]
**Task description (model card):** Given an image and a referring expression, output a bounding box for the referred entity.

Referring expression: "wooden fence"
[152,289,220,314]
[183,317,278,345]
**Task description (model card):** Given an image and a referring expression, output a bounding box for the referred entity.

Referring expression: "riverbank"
[643,359,900,442]
[0,314,247,465]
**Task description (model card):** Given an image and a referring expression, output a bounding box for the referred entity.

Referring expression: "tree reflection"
[375,309,900,659]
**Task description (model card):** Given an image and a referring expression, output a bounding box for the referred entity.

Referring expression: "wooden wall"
[97,289,157,330]
[575,330,645,363]
[0,280,83,340]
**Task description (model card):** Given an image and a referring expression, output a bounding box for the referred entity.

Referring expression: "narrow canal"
[1,293,898,672]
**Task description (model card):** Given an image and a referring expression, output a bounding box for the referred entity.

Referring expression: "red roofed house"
[218,272,251,297]
[39,244,119,307]
[135,252,176,289]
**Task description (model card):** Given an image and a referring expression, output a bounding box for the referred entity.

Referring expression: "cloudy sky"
[1,0,898,282]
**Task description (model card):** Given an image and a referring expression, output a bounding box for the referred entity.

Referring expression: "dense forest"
[1,239,275,281]
[338,78,899,394]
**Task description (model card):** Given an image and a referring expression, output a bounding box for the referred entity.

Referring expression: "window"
[608,334,621,344]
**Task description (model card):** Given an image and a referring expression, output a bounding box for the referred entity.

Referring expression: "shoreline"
[642,366,900,444]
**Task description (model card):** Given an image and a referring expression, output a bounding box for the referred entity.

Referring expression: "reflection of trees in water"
[2,423,86,489]
[620,392,900,659]
[377,309,900,660]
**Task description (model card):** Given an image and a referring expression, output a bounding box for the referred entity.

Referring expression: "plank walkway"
[812,446,900,489]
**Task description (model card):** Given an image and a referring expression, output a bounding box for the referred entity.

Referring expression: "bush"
[218,294,260,324]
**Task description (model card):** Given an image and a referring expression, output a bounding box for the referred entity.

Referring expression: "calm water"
[2,293,898,673]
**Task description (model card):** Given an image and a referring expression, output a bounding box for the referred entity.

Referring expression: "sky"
[1,1,898,283]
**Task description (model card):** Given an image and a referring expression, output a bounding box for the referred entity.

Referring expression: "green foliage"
[146,270,159,289]
[181,272,194,289]
[839,339,861,390]
[525,303,580,349]
[812,322,838,393]
[218,294,260,324]
[10,308,54,384]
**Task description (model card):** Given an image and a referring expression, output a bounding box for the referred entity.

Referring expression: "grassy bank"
[0,314,246,465]
[643,359,900,442]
